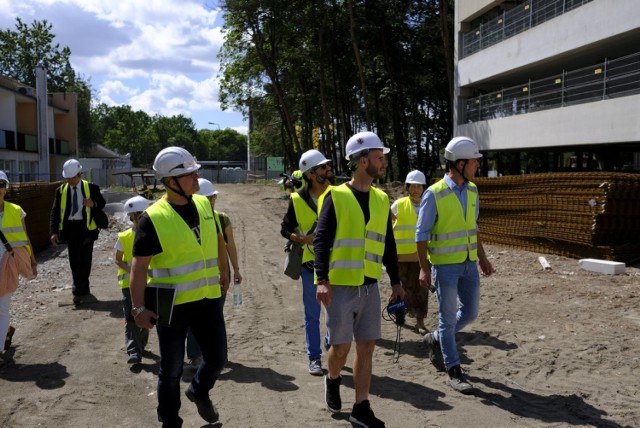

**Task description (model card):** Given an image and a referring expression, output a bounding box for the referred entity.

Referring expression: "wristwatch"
[131,306,146,317]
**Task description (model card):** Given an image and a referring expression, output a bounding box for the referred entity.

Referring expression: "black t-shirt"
[133,199,217,257]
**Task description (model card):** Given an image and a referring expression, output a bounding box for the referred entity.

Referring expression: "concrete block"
[578,258,626,275]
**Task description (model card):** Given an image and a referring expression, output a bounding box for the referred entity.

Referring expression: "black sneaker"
[447,365,473,394]
[423,333,446,372]
[324,375,342,412]
[349,400,385,427]
[185,388,219,423]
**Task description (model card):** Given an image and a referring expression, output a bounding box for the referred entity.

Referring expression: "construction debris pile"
[474,172,640,262]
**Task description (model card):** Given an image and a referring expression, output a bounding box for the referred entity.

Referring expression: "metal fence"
[461,0,594,58]
[463,51,640,123]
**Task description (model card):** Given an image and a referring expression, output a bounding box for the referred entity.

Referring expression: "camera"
[386,298,406,326]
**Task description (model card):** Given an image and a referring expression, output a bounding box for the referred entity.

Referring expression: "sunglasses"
[0,182,7,189]
[313,162,333,172]
[175,171,197,179]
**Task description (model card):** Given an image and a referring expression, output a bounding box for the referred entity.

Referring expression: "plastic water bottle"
[233,281,242,307]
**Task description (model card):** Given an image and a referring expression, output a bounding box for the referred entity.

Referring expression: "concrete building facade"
[454,0,640,173]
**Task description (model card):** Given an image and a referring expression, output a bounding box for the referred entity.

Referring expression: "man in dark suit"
[49,159,106,306]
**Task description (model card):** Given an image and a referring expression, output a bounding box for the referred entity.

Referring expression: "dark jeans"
[65,222,95,296]
[186,294,226,359]
[156,298,227,427]
[121,288,149,357]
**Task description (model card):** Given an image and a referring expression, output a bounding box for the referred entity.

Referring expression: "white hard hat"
[345,131,390,160]
[405,170,426,185]
[0,170,9,185]
[62,159,83,178]
[197,178,219,197]
[152,146,201,178]
[123,195,152,214]
[299,150,331,173]
[444,137,483,162]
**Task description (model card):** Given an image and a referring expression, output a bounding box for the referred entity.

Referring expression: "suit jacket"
[49,180,106,242]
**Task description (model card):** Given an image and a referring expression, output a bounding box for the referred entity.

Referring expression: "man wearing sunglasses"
[129,146,229,426]
[281,149,335,376]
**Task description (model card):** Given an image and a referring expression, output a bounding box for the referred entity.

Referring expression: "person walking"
[114,195,152,365]
[280,149,334,376]
[0,171,38,367]
[50,159,106,306]
[314,131,404,428]
[391,170,430,334]
[129,147,229,427]
[416,136,493,394]
[185,178,242,370]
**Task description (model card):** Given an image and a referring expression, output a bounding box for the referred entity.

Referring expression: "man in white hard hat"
[50,159,106,306]
[391,170,429,334]
[128,147,229,426]
[280,149,334,376]
[416,136,493,395]
[314,131,404,427]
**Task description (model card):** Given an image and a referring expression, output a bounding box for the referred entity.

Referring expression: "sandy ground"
[1,182,639,428]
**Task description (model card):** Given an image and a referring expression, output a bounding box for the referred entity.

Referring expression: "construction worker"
[50,159,106,306]
[280,149,334,376]
[114,195,152,365]
[391,170,429,334]
[314,131,403,428]
[416,136,493,394]
[129,147,229,426]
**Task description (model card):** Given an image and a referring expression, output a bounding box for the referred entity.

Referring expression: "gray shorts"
[325,283,381,345]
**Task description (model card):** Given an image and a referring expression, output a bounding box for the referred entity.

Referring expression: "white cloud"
[1,0,245,130]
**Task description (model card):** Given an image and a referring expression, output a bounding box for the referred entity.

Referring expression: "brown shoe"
[5,325,15,351]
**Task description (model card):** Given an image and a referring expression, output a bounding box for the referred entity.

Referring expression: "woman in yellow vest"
[128,147,229,426]
[391,170,429,334]
[114,195,152,365]
[416,137,493,395]
[0,171,38,367]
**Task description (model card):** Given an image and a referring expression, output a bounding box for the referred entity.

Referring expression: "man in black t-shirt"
[129,147,229,427]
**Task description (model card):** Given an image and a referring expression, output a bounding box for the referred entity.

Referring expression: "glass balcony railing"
[462,51,640,124]
[461,0,594,58]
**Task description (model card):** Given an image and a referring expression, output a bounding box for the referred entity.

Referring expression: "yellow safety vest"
[2,201,32,256]
[428,180,478,265]
[146,195,221,305]
[291,192,318,264]
[117,228,135,289]
[59,180,97,232]
[393,196,418,256]
[329,184,389,285]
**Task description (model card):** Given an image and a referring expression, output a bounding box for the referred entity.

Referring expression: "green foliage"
[0,18,94,154]
[218,0,454,180]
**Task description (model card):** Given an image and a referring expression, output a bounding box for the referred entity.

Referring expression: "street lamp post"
[208,122,221,183]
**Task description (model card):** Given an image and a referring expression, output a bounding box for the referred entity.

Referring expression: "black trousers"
[65,222,95,296]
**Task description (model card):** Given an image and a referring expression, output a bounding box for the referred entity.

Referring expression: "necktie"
[71,186,79,216]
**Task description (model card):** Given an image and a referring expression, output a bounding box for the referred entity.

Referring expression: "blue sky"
[0,0,247,134]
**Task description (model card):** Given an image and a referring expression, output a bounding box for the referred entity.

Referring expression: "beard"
[366,163,385,180]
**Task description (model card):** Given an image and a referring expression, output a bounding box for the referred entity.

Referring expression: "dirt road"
[1,183,638,427]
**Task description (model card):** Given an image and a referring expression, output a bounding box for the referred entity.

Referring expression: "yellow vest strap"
[333,238,364,248]
[429,242,478,255]
[431,229,477,241]
[149,257,218,278]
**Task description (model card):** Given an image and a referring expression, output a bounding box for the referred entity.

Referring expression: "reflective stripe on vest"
[291,192,318,264]
[147,194,221,305]
[392,196,418,255]
[427,180,478,265]
[1,201,32,255]
[59,180,97,231]
[117,228,135,289]
[329,184,389,286]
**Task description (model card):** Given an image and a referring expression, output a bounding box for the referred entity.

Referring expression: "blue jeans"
[121,288,149,357]
[432,260,480,369]
[301,266,321,361]
[156,298,227,427]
